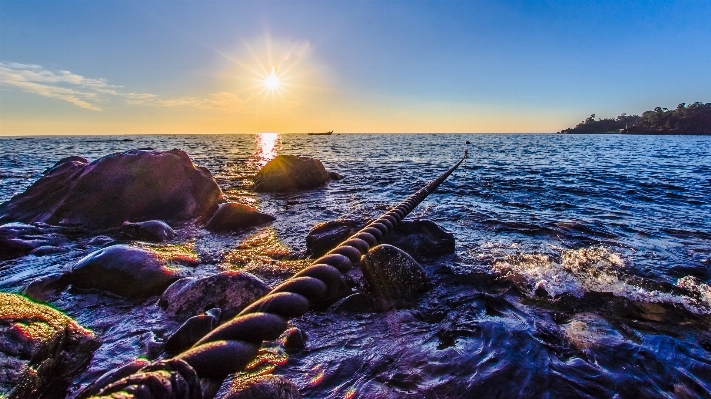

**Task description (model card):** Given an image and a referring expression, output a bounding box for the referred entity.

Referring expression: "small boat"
[308,131,333,135]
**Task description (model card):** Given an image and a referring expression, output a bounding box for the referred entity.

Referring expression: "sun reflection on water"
[256,132,279,166]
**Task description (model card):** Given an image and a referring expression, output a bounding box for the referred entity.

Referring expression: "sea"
[1,133,710,398]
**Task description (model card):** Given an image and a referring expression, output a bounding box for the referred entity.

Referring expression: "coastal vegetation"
[560,102,711,134]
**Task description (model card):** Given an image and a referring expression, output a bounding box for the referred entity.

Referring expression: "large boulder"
[0,149,224,229]
[253,155,332,192]
[205,203,275,232]
[69,245,184,298]
[159,272,271,319]
[306,219,455,259]
[359,244,431,310]
[0,292,101,399]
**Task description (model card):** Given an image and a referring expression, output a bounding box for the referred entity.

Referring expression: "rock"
[74,358,150,399]
[328,171,343,180]
[281,327,307,351]
[29,245,68,256]
[360,244,431,310]
[159,272,271,319]
[0,149,224,229]
[83,359,202,399]
[331,293,375,313]
[69,244,183,298]
[254,155,331,192]
[383,220,455,259]
[164,313,219,354]
[87,235,114,246]
[305,219,455,259]
[0,292,101,399]
[306,219,363,257]
[119,220,175,242]
[23,273,70,302]
[218,375,301,399]
[204,203,275,232]
[0,223,56,260]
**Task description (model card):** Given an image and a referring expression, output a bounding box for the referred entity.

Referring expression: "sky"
[1,0,710,135]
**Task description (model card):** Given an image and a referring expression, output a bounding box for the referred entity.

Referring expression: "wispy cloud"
[1,62,251,113]
[0,62,122,111]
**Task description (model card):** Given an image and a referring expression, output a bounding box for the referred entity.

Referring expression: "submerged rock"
[159,272,271,319]
[119,220,175,242]
[254,155,332,192]
[0,223,67,260]
[0,292,101,399]
[360,244,431,310]
[305,219,455,259]
[218,375,301,399]
[0,149,224,229]
[205,203,276,232]
[69,244,183,298]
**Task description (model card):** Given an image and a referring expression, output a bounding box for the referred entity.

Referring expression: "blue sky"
[1,0,710,134]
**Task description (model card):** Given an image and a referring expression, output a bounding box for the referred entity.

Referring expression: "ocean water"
[1,133,711,398]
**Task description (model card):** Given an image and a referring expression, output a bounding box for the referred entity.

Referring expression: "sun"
[264,66,281,92]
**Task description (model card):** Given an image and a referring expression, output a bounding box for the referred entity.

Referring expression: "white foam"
[492,246,711,315]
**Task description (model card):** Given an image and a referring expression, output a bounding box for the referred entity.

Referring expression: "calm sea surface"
[1,133,711,398]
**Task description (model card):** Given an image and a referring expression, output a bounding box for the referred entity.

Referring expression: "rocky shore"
[0,149,454,399]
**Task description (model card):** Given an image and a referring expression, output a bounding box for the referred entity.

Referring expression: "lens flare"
[264,67,281,92]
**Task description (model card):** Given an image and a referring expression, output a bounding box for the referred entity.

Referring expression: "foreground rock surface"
[205,203,276,232]
[119,220,175,242]
[359,244,431,310]
[254,155,332,192]
[0,149,224,229]
[159,272,271,319]
[0,293,101,399]
[69,245,183,298]
[306,219,455,259]
[218,375,302,399]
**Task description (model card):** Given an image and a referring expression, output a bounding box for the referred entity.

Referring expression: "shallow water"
[1,133,711,398]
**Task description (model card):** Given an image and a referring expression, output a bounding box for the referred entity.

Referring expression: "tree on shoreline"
[560,102,711,134]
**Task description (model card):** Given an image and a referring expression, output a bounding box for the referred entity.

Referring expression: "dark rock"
[328,171,343,180]
[254,155,331,192]
[305,219,455,259]
[29,245,68,256]
[164,313,219,354]
[69,244,184,298]
[0,292,101,399]
[0,149,224,229]
[218,375,301,399]
[119,220,175,242]
[383,220,455,259]
[282,327,307,351]
[23,273,70,302]
[75,358,150,399]
[87,235,114,246]
[83,359,202,399]
[0,223,53,259]
[204,203,275,232]
[159,272,270,319]
[331,293,375,313]
[306,220,363,257]
[360,244,431,310]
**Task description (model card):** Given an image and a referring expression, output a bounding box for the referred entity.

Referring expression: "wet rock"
[0,223,55,259]
[328,171,343,180]
[87,235,114,246]
[29,245,68,256]
[159,272,271,319]
[331,293,375,313]
[0,149,224,229]
[69,244,183,298]
[205,203,276,232]
[383,220,455,259]
[360,244,431,310]
[218,375,301,399]
[164,313,219,354]
[306,219,363,257]
[75,358,150,399]
[0,292,101,399]
[83,359,202,399]
[282,327,307,351]
[305,219,455,259]
[561,312,626,350]
[23,273,70,302]
[119,220,175,242]
[254,155,332,192]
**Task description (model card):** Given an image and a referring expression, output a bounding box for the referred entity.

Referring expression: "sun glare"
[264,67,281,92]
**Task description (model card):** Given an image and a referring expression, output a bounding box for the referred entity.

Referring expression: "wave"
[492,246,711,314]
